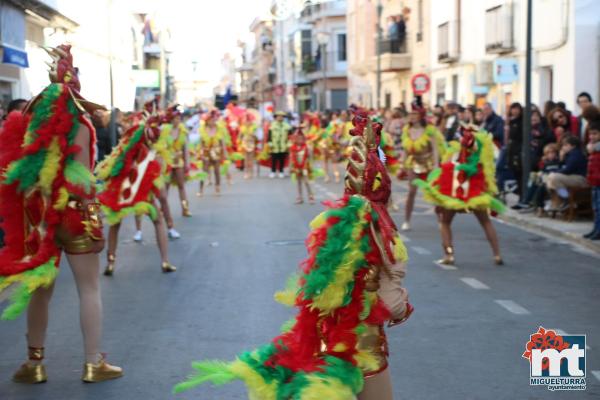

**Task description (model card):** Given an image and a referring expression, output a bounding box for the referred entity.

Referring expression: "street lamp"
[316,31,330,111]
[289,52,297,113]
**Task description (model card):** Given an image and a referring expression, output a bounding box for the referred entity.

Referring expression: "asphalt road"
[1,168,599,400]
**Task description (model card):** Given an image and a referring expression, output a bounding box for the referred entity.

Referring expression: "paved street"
[1,168,599,400]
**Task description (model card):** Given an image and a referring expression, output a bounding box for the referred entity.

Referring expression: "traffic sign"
[411,73,431,95]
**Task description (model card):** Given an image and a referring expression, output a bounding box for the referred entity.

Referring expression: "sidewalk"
[498,194,600,254]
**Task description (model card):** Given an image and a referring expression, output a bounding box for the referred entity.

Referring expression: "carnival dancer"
[162,105,192,217]
[414,123,504,265]
[320,112,343,183]
[198,110,228,196]
[0,45,122,383]
[268,111,291,178]
[96,110,177,275]
[399,104,444,231]
[175,108,413,400]
[289,128,316,204]
[131,100,181,242]
[237,111,258,179]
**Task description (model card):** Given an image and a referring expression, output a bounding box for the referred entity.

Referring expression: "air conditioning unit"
[475,61,494,85]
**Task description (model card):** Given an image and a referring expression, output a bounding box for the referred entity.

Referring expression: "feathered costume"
[175,110,411,399]
[0,45,104,320]
[96,113,165,225]
[401,124,445,178]
[414,127,505,213]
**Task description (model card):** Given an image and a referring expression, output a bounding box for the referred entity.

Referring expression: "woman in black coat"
[506,102,524,199]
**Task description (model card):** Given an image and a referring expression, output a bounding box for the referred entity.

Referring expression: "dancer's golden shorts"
[357,324,389,377]
[55,201,105,254]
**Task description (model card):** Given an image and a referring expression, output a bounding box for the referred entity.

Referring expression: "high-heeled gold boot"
[437,246,455,265]
[181,200,192,217]
[494,255,504,266]
[82,354,123,383]
[104,254,116,276]
[161,261,177,273]
[13,346,47,384]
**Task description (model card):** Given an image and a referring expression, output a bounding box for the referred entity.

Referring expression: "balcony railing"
[301,51,347,79]
[378,38,408,55]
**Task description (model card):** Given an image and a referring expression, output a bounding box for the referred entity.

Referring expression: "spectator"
[577,92,594,142]
[546,136,588,211]
[548,107,578,142]
[443,102,460,142]
[529,109,556,170]
[482,102,504,146]
[584,121,600,240]
[515,143,561,213]
[581,105,600,145]
[543,100,556,120]
[268,111,291,178]
[6,98,27,115]
[506,103,524,199]
[432,104,445,131]
[397,15,406,51]
[93,110,110,161]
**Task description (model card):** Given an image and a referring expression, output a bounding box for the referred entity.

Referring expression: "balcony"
[300,0,346,24]
[303,50,347,81]
[485,4,514,54]
[371,38,411,72]
[437,20,459,63]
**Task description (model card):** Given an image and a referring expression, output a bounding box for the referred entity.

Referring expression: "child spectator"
[516,143,561,214]
[584,121,600,240]
[546,136,588,212]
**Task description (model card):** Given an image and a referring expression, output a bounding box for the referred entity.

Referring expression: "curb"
[497,213,600,255]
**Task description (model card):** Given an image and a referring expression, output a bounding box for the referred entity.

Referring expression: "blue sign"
[493,58,518,84]
[2,46,29,68]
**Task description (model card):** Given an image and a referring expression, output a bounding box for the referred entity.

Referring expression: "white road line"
[434,261,458,270]
[460,277,490,290]
[552,329,591,350]
[494,300,530,315]
[325,191,336,198]
[410,246,431,255]
[591,371,600,383]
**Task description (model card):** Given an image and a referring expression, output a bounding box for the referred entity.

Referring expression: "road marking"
[434,261,457,270]
[552,329,591,350]
[494,300,530,315]
[591,371,600,383]
[410,246,431,255]
[460,277,490,290]
[325,191,336,198]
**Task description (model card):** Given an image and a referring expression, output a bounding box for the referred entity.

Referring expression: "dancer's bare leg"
[323,156,331,182]
[158,189,174,229]
[296,177,304,203]
[107,223,120,257]
[213,162,221,194]
[152,213,170,264]
[174,168,188,204]
[135,215,142,231]
[305,180,314,203]
[247,154,254,178]
[65,253,103,363]
[332,160,340,183]
[440,209,456,250]
[26,283,56,352]
[199,160,210,195]
[474,210,501,258]
[359,369,393,400]
[404,171,418,225]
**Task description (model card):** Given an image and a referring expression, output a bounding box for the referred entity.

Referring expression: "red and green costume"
[0,45,102,320]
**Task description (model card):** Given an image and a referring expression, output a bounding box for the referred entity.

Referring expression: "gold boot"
[104,254,116,276]
[13,347,47,384]
[181,200,192,217]
[437,246,455,265]
[161,261,177,273]
[82,354,123,383]
[494,255,504,266]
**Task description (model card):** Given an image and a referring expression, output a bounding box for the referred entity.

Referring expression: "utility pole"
[107,0,116,148]
[521,0,533,200]
[376,0,382,110]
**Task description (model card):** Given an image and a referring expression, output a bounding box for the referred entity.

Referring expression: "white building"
[429,0,600,114]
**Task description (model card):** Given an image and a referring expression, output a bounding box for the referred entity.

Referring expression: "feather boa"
[175,195,408,398]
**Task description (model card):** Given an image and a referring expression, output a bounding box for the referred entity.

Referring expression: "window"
[485,5,513,53]
[385,92,392,110]
[451,74,458,102]
[301,30,312,61]
[337,33,347,61]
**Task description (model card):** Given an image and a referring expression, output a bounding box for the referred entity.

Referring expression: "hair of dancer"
[0,44,122,383]
[174,107,414,400]
[399,100,445,231]
[161,105,192,217]
[95,105,177,275]
[414,122,504,265]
